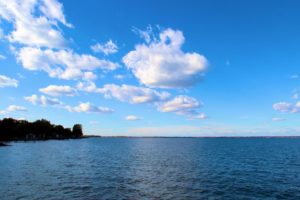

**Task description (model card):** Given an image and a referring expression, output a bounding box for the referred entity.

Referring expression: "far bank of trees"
[0,118,83,141]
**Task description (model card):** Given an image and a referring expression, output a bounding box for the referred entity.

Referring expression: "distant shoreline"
[84,135,300,138]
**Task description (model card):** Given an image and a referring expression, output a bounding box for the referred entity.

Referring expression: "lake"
[1,138,300,199]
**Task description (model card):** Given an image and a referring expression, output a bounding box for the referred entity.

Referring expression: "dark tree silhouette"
[72,124,83,138]
[0,118,83,141]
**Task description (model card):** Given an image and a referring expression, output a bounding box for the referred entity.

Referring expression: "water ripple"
[1,138,300,199]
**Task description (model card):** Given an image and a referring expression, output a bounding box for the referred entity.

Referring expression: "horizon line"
[84,135,300,138]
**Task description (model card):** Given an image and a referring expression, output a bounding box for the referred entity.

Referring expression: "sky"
[0,0,300,136]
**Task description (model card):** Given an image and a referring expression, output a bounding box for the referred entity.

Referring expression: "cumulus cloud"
[1,0,119,85]
[25,94,113,114]
[78,81,206,119]
[17,47,119,80]
[39,85,76,96]
[157,95,206,119]
[25,94,63,106]
[0,0,71,48]
[67,102,114,113]
[76,81,97,93]
[0,105,27,115]
[125,115,142,121]
[91,40,118,55]
[158,95,200,114]
[77,82,206,119]
[123,28,207,88]
[273,102,299,113]
[98,84,170,104]
[83,71,97,81]
[0,75,18,87]
[158,95,200,113]
[39,0,73,28]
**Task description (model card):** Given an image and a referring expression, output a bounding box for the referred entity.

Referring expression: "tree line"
[0,118,83,141]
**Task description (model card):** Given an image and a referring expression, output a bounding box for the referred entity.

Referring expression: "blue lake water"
[1,138,300,199]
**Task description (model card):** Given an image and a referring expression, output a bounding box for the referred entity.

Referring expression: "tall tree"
[72,124,83,137]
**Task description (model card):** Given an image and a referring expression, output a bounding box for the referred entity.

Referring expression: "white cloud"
[98,84,170,104]
[67,102,114,113]
[24,94,63,106]
[0,0,72,47]
[191,113,208,120]
[1,0,121,85]
[273,102,299,113]
[17,47,119,80]
[25,94,114,114]
[132,25,155,44]
[91,40,118,55]
[0,105,27,115]
[272,117,285,122]
[86,83,207,119]
[125,115,142,121]
[83,71,97,81]
[39,85,76,96]
[273,102,293,112]
[0,75,18,87]
[157,95,207,119]
[158,95,200,113]
[8,17,66,48]
[7,105,27,112]
[78,82,206,119]
[123,28,207,88]
[76,81,97,93]
[0,0,71,48]
[158,95,200,114]
[39,0,73,28]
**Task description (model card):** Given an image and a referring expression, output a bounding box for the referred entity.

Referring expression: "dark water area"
[1,138,300,199]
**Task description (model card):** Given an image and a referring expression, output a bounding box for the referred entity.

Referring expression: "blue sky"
[0,0,300,136]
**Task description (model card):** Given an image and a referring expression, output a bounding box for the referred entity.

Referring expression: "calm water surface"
[0,138,300,199]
